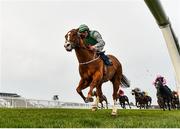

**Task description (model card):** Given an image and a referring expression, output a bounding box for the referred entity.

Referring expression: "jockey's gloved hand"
[89,45,96,51]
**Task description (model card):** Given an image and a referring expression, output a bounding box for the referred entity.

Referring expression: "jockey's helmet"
[78,24,89,33]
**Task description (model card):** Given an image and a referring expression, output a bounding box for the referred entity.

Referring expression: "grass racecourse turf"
[0,108,180,128]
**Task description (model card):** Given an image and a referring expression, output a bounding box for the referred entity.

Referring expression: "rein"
[79,55,100,65]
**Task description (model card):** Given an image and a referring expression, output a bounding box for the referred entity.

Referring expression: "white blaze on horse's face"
[64,32,73,52]
[64,41,72,52]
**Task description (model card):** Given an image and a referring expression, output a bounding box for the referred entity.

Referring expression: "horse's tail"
[121,74,130,88]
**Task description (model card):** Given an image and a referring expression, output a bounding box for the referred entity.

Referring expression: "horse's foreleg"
[167,99,171,111]
[162,98,166,111]
[123,102,126,109]
[76,79,89,103]
[112,100,118,116]
[87,72,102,102]
[136,100,138,107]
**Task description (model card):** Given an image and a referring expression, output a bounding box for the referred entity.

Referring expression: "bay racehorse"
[132,89,151,109]
[118,95,131,109]
[171,91,180,109]
[64,29,130,115]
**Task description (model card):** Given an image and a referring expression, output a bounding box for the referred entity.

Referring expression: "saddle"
[97,51,112,66]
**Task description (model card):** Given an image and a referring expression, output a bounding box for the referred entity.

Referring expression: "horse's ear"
[76,28,81,37]
[65,33,68,39]
[76,28,79,32]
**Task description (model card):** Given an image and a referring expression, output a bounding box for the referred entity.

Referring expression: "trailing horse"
[64,29,130,116]
[154,80,173,111]
[171,91,180,109]
[118,95,131,109]
[131,89,151,109]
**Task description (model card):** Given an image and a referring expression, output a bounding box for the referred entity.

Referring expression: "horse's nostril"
[64,43,70,48]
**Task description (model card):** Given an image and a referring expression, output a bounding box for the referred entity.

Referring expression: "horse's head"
[154,79,163,89]
[132,88,141,95]
[64,29,86,52]
[131,90,135,95]
[153,76,166,88]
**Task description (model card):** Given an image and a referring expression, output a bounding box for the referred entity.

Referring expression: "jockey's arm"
[92,31,105,52]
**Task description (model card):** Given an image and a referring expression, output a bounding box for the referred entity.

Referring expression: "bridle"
[65,32,80,49]
[66,30,100,65]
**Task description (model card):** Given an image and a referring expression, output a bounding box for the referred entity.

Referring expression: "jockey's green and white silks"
[85,30,105,52]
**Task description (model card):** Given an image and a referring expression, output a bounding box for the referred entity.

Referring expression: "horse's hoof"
[86,97,94,102]
[84,99,89,103]
[111,111,117,116]
[111,107,118,116]
[92,106,98,111]
[89,97,94,102]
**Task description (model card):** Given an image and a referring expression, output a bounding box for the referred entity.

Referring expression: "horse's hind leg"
[127,99,131,109]
[92,84,103,111]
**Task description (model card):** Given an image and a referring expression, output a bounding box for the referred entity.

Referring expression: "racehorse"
[154,79,173,111]
[64,29,130,115]
[131,89,151,109]
[171,91,180,109]
[118,95,131,109]
[92,91,108,109]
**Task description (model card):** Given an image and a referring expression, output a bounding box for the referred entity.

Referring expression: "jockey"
[142,91,148,96]
[173,91,179,97]
[119,89,124,96]
[153,75,167,86]
[145,92,148,96]
[134,87,141,93]
[78,24,112,66]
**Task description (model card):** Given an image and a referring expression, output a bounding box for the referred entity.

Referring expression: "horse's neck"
[75,47,95,64]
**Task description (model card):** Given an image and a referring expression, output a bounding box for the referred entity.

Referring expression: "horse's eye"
[72,33,76,36]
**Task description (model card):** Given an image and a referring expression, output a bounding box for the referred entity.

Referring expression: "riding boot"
[98,51,112,66]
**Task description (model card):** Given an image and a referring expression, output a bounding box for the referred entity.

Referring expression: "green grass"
[0,108,180,128]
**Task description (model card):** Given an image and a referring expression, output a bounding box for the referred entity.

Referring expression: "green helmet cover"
[78,24,89,33]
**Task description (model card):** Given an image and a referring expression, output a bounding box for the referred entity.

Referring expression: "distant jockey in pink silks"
[119,89,124,97]
[153,75,167,86]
